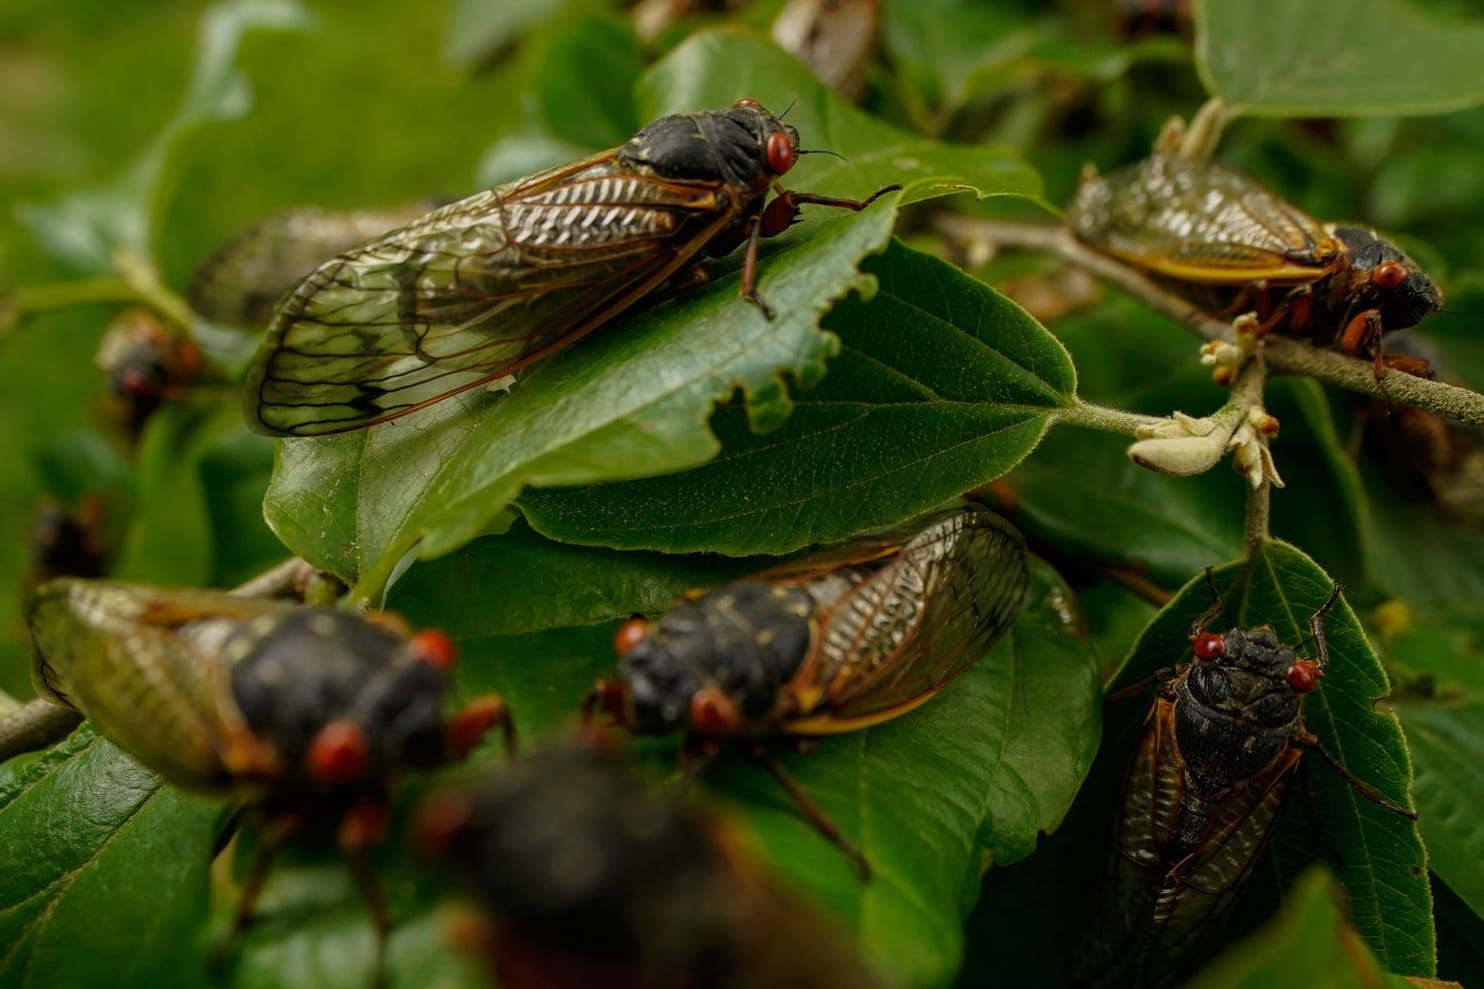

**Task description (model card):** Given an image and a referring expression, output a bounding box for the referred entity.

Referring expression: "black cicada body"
[95,307,206,436]
[589,506,1030,875]
[244,99,897,436]
[188,203,434,328]
[25,578,509,970]
[1068,155,1442,376]
[417,743,887,989]
[1076,574,1417,989]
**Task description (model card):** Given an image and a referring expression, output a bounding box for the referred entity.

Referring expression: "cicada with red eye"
[94,308,207,436]
[416,743,889,989]
[244,99,898,436]
[188,203,434,328]
[1068,155,1442,382]
[1074,571,1418,989]
[586,505,1030,877]
[24,578,511,978]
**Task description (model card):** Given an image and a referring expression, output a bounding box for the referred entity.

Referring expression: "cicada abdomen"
[25,578,510,975]
[1068,155,1441,375]
[243,99,897,436]
[1075,575,1416,988]
[588,505,1030,875]
[417,743,888,989]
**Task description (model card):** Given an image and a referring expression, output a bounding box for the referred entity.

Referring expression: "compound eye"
[614,615,650,656]
[1191,632,1226,661]
[1374,261,1409,291]
[766,131,796,175]
[1286,660,1323,693]
[733,97,763,110]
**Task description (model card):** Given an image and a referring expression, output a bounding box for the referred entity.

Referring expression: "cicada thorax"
[1068,155,1442,358]
[417,744,887,989]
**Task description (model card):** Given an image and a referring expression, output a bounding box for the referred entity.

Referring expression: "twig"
[0,701,84,764]
[937,218,1484,428]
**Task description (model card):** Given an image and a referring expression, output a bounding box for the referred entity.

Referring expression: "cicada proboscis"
[586,505,1030,877]
[1074,572,1418,989]
[416,742,888,989]
[1068,155,1442,380]
[24,578,511,979]
[244,99,897,436]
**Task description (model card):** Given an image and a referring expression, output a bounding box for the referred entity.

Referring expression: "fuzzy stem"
[939,218,1484,428]
[1054,400,1166,436]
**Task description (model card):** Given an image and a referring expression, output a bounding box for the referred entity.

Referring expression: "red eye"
[614,615,650,656]
[766,131,796,175]
[1374,261,1409,291]
[1286,660,1323,693]
[409,629,458,671]
[733,97,762,109]
[1191,632,1225,661]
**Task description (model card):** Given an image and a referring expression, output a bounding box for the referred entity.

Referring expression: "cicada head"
[618,99,800,193]
[614,581,814,737]
[1332,225,1443,331]
[416,744,728,975]
[1183,626,1305,730]
[224,610,457,793]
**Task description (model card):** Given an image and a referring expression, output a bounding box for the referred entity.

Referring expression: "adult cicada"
[95,307,207,436]
[1068,155,1442,378]
[1074,572,1418,989]
[586,505,1030,876]
[25,578,510,974]
[416,742,887,989]
[244,99,896,436]
[188,203,432,327]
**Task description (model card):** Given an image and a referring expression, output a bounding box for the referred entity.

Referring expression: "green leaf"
[422,549,1100,988]
[263,31,1040,597]
[1116,542,1434,976]
[520,239,1074,554]
[1185,868,1399,989]
[1196,0,1484,118]
[443,0,585,69]
[0,727,221,989]
[1381,616,1484,922]
[15,0,309,272]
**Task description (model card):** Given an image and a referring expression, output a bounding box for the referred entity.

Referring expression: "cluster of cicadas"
[20,98,1431,988]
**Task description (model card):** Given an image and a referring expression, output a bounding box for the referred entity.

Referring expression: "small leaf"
[15,0,309,271]
[1116,542,1434,976]
[444,0,581,69]
[1196,0,1484,118]
[520,239,1075,554]
[1186,868,1398,989]
[0,728,221,989]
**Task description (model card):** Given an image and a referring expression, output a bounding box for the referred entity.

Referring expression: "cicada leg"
[209,811,303,972]
[1302,734,1418,820]
[445,694,515,759]
[340,799,392,989]
[752,748,871,881]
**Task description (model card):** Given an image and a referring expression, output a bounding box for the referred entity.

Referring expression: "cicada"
[244,99,897,436]
[30,497,109,584]
[95,307,207,436]
[188,204,432,327]
[1068,155,1442,378]
[416,743,887,989]
[25,578,511,972]
[1074,572,1418,989]
[587,505,1030,876]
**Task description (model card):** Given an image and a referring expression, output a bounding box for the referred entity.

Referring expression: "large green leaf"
[0,727,221,989]
[1196,0,1484,118]
[520,239,1074,554]
[14,0,309,272]
[262,31,1041,599]
[1115,542,1433,975]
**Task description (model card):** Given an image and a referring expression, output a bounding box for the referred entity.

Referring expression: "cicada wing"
[787,508,1030,728]
[25,580,297,790]
[1070,156,1341,284]
[188,204,433,327]
[245,156,740,436]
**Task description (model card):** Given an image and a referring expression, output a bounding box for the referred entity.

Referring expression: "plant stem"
[10,276,138,313]
[1235,357,1273,554]
[0,700,84,763]
[1054,400,1166,436]
[938,218,1484,428]
[1179,98,1231,160]
[1246,475,1272,555]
